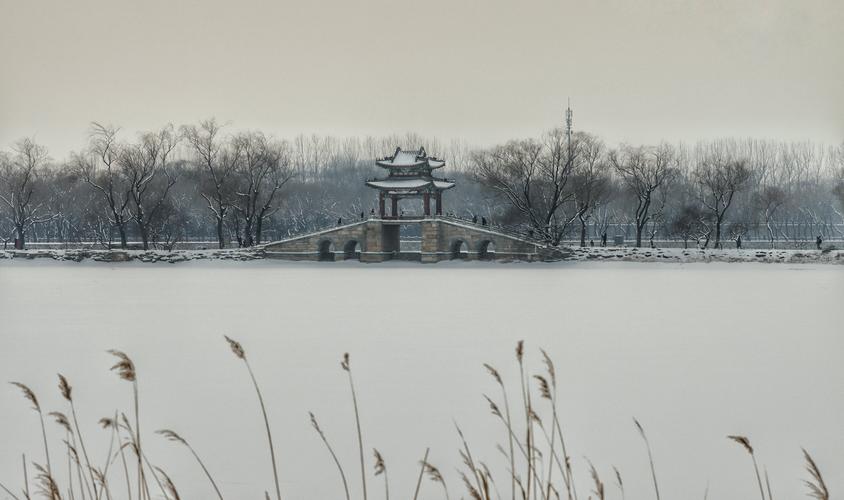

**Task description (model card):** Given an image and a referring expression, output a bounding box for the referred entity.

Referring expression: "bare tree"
[73,123,133,248]
[121,125,179,249]
[755,186,788,248]
[0,139,55,249]
[693,147,751,249]
[231,132,294,247]
[572,134,611,246]
[609,144,676,247]
[182,119,241,248]
[472,128,580,245]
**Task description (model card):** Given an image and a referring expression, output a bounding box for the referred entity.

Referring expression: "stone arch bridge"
[262,216,566,263]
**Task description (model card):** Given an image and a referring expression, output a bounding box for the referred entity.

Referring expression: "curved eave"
[375,160,446,169]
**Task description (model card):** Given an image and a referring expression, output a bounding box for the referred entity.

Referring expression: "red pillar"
[378,192,385,218]
[391,196,399,218]
[435,192,442,215]
[423,193,431,216]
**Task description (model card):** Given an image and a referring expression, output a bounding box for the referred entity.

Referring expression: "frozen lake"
[0,260,841,500]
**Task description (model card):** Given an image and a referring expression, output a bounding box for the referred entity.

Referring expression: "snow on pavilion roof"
[365,178,455,190]
[376,147,445,169]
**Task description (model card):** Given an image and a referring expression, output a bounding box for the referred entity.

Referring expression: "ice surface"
[0,261,841,500]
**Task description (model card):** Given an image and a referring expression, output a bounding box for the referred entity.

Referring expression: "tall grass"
[1,341,835,500]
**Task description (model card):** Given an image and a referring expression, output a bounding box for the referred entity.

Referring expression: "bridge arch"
[343,240,361,260]
[318,239,335,261]
[477,240,496,260]
[450,239,469,260]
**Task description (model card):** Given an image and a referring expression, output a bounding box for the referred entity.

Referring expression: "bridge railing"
[436,215,547,244]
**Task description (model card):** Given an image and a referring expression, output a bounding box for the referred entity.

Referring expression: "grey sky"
[1,0,842,157]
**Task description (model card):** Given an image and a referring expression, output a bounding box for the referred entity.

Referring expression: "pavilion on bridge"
[366,147,455,218]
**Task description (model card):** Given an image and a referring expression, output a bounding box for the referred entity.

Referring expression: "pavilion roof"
[365,178,455,191]
[376,147,445,169]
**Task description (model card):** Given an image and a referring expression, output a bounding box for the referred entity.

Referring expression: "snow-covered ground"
[0,260,841,500]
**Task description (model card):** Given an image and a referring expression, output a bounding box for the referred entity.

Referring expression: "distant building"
[366,147,455,218]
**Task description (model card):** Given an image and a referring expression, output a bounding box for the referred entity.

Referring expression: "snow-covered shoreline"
[1,246,842,264]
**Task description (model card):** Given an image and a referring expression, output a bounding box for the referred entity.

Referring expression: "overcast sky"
[1,0,842,157]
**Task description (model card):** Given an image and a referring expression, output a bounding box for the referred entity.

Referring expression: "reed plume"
[32,462,61,500]
[10,382,53,494]
[373,449,389,500]
[727,435,765,500]
[802,448,829,500]
[634,418,660,500]
[422,460,450,500]
[58,374,98,500]
[587,460,604,500]
[308,412,350,500]
[613,466,625,500]
[154,467,180,500]
[157,429,224,500]
[224,335,282,500]
[107,351,147,500]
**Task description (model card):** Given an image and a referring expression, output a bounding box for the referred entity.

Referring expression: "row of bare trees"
[473,130,844,248]
[2,121,843,250]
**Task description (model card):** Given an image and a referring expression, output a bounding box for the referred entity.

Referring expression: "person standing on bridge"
[481,217,487,226]
[337,217,342,225]
[472,215,478,224]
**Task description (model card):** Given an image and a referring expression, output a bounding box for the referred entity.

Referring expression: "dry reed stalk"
[157,429,224,500]
[119,416,151,500]
[58,375,98,500]
[65,439,86,500]
[48,413,75,500]
[484,362,516,500]
[412,448,430,500]
[23,454,30,500]
[101,416,131,500]
[634,418,661,500]
[612,466,624,500]
[95,416,117,500]
[538,348,559,500]
[154,467,180,500]
[308,412,351,500]
[422,460,451,500]
[485,394,547,498]
[0,479,21,500]
[32,462,61,500]
[341,353,368,500]
[587,460,604,500]
[727,435,765,500]
[802,448,829,500]
[107,351,147,500]
[224,336,282,500]
[764,467,773,500]
[373,449,389,500]
[9,382,53,490]
[552,417,577,500]
[515,341,533,500]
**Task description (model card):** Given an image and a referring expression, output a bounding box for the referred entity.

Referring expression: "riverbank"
[1,246,842,264]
